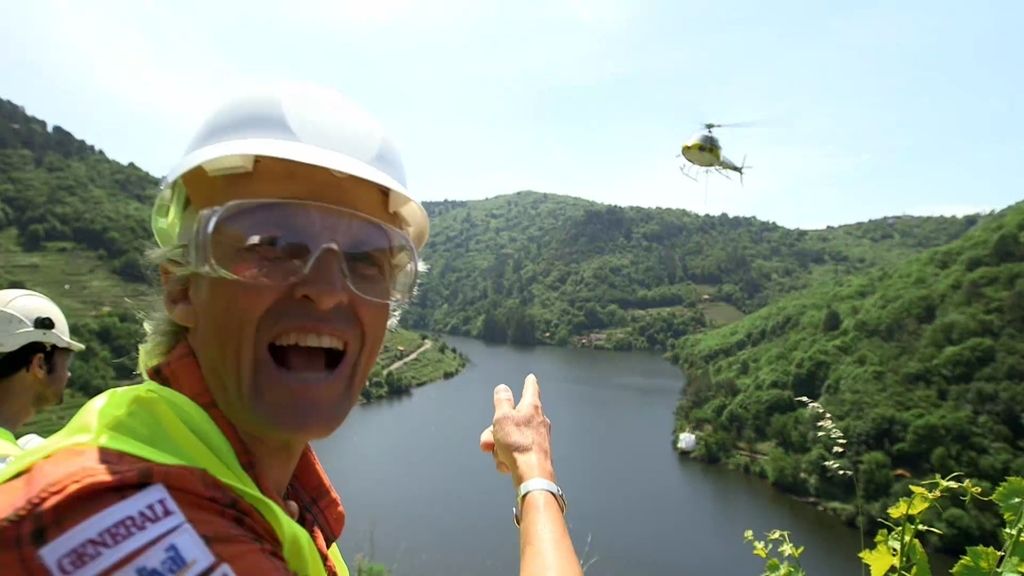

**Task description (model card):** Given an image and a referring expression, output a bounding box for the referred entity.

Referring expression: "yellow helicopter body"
[678,124,748,183]
[681,133,723,167]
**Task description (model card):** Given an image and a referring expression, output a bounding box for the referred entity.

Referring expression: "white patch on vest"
[109,522,215,576]
[208,563,237,576]
[38,483,186,576]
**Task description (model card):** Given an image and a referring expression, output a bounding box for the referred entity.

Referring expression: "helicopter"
[677,122,750,184]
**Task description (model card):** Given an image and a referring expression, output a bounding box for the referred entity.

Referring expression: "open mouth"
[268,332,346,373]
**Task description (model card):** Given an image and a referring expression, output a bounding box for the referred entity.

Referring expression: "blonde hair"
[136,247,426,375]
[136,246,191,375]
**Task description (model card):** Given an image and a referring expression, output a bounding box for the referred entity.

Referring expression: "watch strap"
[513,478,567,527]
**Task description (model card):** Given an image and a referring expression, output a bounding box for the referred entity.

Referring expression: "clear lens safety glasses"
[183,199,418,304]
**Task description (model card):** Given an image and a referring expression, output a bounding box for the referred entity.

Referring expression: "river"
[313,336,868,575]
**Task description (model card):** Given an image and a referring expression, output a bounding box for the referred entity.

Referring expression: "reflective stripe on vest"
[0,382,349,576]
[0,428,20,466]
[0,428,19,457]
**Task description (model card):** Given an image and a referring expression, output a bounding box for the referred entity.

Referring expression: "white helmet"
[152,83,430,251]
[0,289,84,354]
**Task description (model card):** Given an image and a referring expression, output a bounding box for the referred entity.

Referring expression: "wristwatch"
[513,478,567,528]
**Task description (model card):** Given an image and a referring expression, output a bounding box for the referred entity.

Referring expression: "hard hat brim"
[61,336,86,352]
[163,139,430,250]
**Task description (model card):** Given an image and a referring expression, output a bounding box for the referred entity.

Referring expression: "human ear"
[29,353,48,379]
[161,264,196,328]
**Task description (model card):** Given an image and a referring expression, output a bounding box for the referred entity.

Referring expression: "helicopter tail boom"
[717,154,751,185]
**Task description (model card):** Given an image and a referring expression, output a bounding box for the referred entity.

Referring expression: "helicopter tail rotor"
[739,154,750,186]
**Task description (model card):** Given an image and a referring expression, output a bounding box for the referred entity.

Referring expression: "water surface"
[315,337,867,575]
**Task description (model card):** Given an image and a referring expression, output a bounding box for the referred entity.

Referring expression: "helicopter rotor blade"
[704,120,757,130]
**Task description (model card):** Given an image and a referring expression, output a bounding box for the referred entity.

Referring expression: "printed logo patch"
[110,522,215,576]
[39,483,185,576]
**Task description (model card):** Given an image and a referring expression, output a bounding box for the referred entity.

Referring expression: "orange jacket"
[0,342,346,575]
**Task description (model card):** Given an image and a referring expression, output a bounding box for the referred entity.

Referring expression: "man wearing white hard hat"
[0,289,84,465]
[0,84,581,575]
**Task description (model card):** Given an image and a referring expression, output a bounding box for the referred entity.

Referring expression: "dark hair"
[0,342,57,380]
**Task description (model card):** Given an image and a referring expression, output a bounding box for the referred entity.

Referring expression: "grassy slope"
[18,390,90,437]
[374,329,467,390]
[0,228,156,319]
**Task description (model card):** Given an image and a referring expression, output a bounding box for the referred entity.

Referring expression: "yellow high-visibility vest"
[0,382,348,576]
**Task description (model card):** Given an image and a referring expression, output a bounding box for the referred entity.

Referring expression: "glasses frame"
[175,198,419,304]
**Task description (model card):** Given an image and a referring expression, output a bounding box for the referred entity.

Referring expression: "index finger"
[519,373,541,408]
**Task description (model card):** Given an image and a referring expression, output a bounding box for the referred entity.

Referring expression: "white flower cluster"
[795,395,853,478]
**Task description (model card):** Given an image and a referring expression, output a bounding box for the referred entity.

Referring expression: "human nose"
[291,247,353,310]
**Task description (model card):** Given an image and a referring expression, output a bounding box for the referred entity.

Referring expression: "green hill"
[670,201,1024,553]
[0,97,465,436]
[405,193,978,350]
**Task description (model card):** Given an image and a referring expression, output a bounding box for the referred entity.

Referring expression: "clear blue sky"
[1,0,1020,229]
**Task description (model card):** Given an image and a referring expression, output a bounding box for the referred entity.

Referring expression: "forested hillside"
[0,98,156,283]
[405,193,978,350]
[671,201,1024,553]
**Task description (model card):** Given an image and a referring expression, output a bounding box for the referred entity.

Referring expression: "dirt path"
[384,340,432,374]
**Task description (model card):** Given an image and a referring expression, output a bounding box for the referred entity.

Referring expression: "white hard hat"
[152,83,430,251]
[0,289,84,353]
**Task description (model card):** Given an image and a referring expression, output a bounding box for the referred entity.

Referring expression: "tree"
[822,306,842,332]
[766,447,806,495]
[857,451,893,500]
[990,229,1022,263]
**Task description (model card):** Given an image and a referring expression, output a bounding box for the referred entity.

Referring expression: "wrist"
[511,453,556,486]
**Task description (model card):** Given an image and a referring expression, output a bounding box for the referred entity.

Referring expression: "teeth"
[272,332,346,351]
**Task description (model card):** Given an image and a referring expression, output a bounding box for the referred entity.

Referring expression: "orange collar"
[147,341,345,542]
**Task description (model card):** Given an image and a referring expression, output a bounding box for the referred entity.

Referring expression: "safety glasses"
[179,199,418,304]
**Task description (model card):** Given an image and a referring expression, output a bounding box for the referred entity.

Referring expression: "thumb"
[479,425,495,452]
